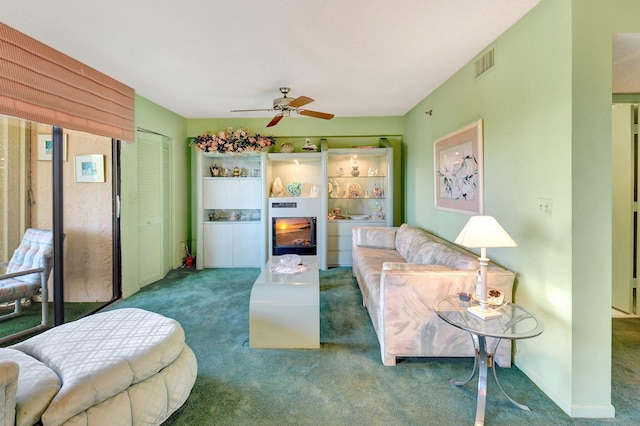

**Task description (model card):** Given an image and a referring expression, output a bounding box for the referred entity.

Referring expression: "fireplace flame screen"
[272,217,317,256]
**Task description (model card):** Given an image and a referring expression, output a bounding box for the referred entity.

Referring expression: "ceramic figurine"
[233,166,240,177]
[302,138,318,151]
[328,178,340,198]
[351,161,360,177]
[272,177,284,196]
[374,184,382,198]
[211,164,220,177]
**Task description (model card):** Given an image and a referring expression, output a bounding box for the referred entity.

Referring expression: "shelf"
[327,147,387,157]
[268,152,322,162]
[329,219,386,223]
[205,219,261,223]
[204,176,261,180]
[270,196,321,200]
[328,197,386,200]
[328,175,386,179]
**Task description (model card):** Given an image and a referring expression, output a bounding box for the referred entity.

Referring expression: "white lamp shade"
[454,215,517,248]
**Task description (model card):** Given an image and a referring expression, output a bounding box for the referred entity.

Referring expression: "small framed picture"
[75,154,105,183]
[37,133,68,161]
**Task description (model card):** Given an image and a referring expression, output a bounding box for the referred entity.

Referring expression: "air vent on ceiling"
[475,49,495,78]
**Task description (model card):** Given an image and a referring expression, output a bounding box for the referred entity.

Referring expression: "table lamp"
[455,215,517,319]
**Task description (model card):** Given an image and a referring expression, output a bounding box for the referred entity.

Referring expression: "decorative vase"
[351,165,360,177]
[286,182,304,197]
[280,143,294,153]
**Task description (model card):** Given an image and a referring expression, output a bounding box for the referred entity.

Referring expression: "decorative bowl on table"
[280,254,301,269]
[286,182,304,197]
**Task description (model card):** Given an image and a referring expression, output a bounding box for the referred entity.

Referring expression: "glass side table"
[435,295,544,426]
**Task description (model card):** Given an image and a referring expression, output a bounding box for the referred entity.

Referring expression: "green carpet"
[103,266,620,426]
[13,267,639,425]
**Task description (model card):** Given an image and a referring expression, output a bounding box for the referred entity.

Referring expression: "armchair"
[0,228,54,344]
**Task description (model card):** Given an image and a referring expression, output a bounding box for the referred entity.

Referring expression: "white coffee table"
[249,255,320,349]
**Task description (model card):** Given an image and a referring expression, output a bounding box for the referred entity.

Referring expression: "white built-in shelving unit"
[193,136,398,269]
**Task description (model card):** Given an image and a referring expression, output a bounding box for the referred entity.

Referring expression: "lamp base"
[467,305,502,320]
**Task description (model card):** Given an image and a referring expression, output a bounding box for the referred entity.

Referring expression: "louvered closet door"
[137,132,170,286]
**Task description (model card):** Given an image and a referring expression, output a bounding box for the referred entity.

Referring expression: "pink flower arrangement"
[191,126,275,154]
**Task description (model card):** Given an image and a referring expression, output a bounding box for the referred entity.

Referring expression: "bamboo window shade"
[0,22,135,142]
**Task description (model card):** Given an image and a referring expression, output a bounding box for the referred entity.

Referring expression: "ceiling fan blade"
[287,96,314,108]
[266,114,284,127]
[299,109,335,120]
[231,108,273,112]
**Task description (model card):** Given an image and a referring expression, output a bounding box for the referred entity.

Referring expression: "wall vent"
[475,49,495,78]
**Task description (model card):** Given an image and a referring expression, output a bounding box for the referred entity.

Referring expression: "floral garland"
[190,125,275,154]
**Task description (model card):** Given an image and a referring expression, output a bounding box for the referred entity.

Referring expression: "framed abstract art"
[433,119,484,215]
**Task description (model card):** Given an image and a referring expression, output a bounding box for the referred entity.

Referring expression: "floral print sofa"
[352,224,516,367]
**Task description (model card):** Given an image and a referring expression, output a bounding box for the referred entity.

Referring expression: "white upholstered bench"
[0,308,197,426]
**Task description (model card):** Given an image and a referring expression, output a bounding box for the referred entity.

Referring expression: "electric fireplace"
[272,217,317,256]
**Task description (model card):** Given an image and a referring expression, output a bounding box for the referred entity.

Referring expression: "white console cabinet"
[195,152,267,269]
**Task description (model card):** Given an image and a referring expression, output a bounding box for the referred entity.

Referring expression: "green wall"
[403,0,640,417]
[121,95,188,298]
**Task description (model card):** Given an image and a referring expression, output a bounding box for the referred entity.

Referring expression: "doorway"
[612,103,638,315]
[0,117,120,342]
[136,130,172,286]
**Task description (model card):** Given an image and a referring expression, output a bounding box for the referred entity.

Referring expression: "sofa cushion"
[11,308,186,426]
[395,224,429,260]
[406,237,442,265]
[0,348,61,426]
[431,245,479,270]
[353,247,405,278]
[352,227,397,250]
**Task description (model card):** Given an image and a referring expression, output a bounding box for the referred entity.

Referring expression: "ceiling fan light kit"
[232,87,335,127]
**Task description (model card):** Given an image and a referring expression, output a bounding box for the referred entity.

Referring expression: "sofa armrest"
[0,360,18,426]
[378,264,515,366]
[352,226,399,250]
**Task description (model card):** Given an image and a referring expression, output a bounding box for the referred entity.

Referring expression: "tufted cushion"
[0,348,61,426]
[11,308,187,426]
[6,228,53,285]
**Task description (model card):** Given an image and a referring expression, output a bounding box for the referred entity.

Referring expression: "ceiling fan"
[231,87,335,127]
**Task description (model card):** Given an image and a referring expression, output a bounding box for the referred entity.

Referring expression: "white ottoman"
[8,308,197,426]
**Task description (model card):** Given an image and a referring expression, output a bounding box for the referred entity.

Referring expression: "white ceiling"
[1,0,637,122]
